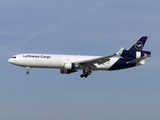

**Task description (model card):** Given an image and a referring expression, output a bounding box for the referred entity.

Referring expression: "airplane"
[8,36,151,78]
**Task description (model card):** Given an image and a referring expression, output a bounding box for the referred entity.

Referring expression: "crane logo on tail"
[135,41,143,50]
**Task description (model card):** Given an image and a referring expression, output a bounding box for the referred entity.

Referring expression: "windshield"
[11,56,16,59]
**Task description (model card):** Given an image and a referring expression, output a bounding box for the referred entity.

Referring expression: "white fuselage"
[7,36,150,78]
[8,54,120,70]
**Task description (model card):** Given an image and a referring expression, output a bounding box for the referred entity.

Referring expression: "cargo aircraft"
[8,36,151,78]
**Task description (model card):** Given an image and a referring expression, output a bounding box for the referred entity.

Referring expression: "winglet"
[117,47,124,56]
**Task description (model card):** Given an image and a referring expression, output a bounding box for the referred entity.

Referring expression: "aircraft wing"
[77,53,117,65]
[127,54,150,64]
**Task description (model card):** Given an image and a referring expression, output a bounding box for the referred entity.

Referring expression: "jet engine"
[60,69,77,74]
[64,63,76,69]
[60,63,78,74]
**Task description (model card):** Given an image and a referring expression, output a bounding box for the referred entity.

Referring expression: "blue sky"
[0,0,160,120]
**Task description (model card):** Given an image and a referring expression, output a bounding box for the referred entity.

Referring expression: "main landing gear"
[80,70,92,78]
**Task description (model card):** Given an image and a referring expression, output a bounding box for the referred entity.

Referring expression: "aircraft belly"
[95,57,120,70]
[108,58,137,70]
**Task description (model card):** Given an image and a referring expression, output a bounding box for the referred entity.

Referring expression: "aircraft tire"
[84,74,88,78]
[80,74,84,78]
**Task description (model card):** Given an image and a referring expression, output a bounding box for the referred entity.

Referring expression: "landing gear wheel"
[80,74,84,78]
[84,74,88,78]
[80,74,88,78]
[80,70,92,78]
[26,67,30,74]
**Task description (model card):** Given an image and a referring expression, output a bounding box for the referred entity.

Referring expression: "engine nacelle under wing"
[64,63,76,69]
[60,69,77,74]
[60,63,78,74]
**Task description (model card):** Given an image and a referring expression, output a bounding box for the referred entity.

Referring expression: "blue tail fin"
[128,36,148,51]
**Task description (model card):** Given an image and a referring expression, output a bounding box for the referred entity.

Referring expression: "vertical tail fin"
[128,36,148,51]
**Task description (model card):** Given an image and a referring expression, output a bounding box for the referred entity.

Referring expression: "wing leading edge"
[76,48,123,66]
[77,53,117,65]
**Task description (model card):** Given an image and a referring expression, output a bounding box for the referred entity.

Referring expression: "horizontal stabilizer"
[127,54,150,64]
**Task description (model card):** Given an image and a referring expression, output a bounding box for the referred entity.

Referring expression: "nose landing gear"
[26,67,30,74]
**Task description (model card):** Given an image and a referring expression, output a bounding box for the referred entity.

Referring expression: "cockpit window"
[12,56,16,59]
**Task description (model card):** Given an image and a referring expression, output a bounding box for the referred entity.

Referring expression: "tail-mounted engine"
[118,48,151,58]
[60,63,78,74]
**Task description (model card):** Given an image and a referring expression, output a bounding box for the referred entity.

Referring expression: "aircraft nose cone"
[8,58,12,63]
[8,58,15,64]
